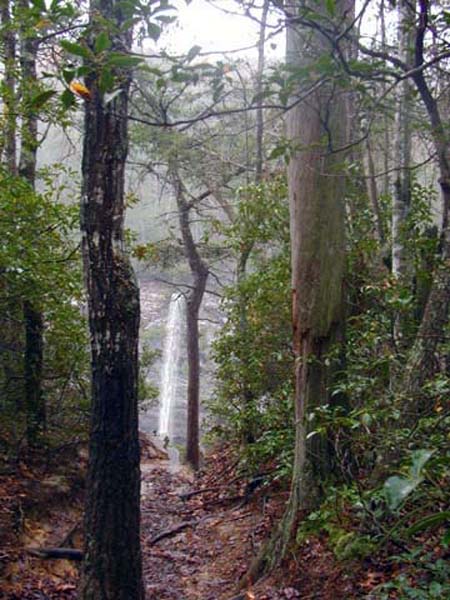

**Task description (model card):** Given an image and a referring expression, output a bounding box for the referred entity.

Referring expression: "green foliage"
[0,167,88,455]
[374,551,450,599]
[296,486,377,561]
[138,342,160,409]
[209,176,293,477]
[384,449,434,511]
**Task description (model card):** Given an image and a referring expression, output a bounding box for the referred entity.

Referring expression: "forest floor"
[1,434,378,599]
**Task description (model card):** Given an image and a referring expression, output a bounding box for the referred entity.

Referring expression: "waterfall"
[158,293,185,437]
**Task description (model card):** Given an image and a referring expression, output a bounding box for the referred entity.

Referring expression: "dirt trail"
[140,443,271,600]
[1,437,362,599]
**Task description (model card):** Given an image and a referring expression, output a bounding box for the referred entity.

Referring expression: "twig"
[26,547,83,561]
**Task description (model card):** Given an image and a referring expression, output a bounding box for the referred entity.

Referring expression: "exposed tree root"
[239,489,299,589]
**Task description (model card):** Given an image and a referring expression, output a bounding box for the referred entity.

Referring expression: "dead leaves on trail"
[140,451,286,600]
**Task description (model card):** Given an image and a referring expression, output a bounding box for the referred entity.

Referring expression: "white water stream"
[158,293,186,437]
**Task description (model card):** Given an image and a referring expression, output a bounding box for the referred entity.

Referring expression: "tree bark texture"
[255,0,269,183]
[392,0,413,318]
[365,140,385,244]
[79,2,143,598]
[24,300,44,444]
[244,0,349,582]
[0,0,17,173]
[171,169,208,471]
[287,6,347,508]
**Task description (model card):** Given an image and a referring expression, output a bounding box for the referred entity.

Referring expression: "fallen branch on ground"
[179,474,243,500]
[147,520,198,546]
[26,547,83,561]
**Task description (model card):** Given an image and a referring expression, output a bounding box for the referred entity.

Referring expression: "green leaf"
[31,0,46,12]
[76,65,91,77]
[442,528,450,546]
[60,40,92,60]
[107,53,143,68]
[99,69,114,93]
[384,475,421,511]
[30,89,57,109]
[186,44,201,63]
[325,0,335,15]
[407,511,450,536]
[269,145,286,160]
[95,31,111,53]
[61,88,76,109]
[147,21,161,41]
[155,15,177,24]
[409,449,434,479]
[62,68,75,84]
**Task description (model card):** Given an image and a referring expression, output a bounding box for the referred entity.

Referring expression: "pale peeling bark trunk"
[244,0,348,582]
[170,168,208,471]
[255,0,269,183]
[79,2,143,598]
[380,0,391,197]
[392,0,413,285]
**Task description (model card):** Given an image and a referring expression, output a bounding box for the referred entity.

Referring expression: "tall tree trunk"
[402,0,450,409]
[0,0,17,173]
[380,0,391,197]
[255,0,269,183]
[24,300,44,444]
[244,0,348,581]
[0,0,20,426]
[365,139,385,244]
[392,0,413,286]
[18,2,45,446]
[79,3,143,598]
[171,168,208,471]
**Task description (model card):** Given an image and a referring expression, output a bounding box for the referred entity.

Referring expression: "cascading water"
[158,293,186,438]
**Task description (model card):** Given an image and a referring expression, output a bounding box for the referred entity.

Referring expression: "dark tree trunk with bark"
[79,2,143,598]
[171,168,208,471]
[186,273,207,470]
[24,300,44,444]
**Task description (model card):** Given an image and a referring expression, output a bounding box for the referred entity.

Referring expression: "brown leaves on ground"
[0,437,392,599]
[0,446,85,600]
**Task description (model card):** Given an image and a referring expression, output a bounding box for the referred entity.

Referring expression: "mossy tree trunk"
[244,0,349,582]
[79,1,143,598]
[285,0,347,514]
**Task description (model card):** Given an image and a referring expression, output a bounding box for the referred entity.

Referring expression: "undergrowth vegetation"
[210,177,450,596]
